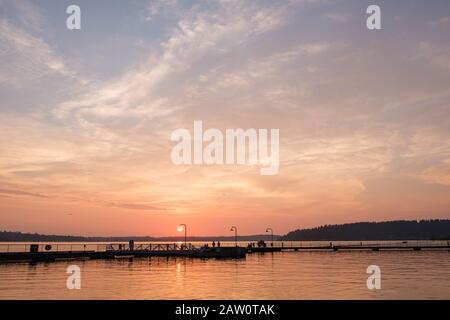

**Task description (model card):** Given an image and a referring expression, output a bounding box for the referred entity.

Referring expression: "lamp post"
[266,228,274,247]
[230,226,238,247]
[178,224,187,249]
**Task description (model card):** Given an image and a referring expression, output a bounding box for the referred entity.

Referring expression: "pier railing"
[245,240,450,249]
[0,242,201,253]
[1,240,449,253]
[100,243,196,251]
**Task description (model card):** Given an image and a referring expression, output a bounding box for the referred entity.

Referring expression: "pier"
[0,240,448,263]
[0,243,246,263]
[247,241,450,253]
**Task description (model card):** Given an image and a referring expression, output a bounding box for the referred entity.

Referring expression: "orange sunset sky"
[1,0,450,236]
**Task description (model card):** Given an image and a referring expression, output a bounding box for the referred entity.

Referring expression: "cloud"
[145,0,180,21]
[1,0,46,32]
[0,19,78,87]
[107,202,168,211]
[430,16,450,29]
[420,159,450,186]
[186,41,345,96]
[0,188,47,198]
[53,0,298,123]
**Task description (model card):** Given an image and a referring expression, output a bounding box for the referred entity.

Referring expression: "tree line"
[280,219,450,241]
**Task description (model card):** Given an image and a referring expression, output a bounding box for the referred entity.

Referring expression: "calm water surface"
[1,250,449,299]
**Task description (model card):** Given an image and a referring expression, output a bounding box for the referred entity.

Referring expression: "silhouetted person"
[212,241,215,248]
[217,241,221,247]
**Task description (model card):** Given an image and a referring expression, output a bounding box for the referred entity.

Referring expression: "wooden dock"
[247,242,450,253]
[0,243,246,263]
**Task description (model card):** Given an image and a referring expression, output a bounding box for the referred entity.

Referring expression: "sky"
[1,0,450,237]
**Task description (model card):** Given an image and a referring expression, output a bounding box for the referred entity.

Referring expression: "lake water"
[1,248,449,299]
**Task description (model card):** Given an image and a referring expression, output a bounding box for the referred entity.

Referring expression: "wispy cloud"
[430,16,450,28]
[0,19,78,86]
[0,188,48,198]
[54,1,298,122]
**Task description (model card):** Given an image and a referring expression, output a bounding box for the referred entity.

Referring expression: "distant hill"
[0,231,275,242]
[280,219,450,241]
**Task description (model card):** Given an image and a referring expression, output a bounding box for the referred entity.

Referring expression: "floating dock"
[0,244,246,263]
[247,242,450,253]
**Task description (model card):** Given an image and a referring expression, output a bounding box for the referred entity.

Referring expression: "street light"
[266,228,274,247]
[230,226,238,247]
[178,224,187,249]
